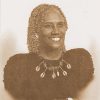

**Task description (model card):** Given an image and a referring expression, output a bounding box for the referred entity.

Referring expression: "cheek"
[59,26,67,32]
[59,29,66,36]
[39,30,50,42]
[40,28,53,36]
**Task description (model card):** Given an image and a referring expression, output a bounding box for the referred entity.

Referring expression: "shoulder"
[7,52,37,60]
[4,53,39,75]
[4,53,38,99]
[5,53,38,65]
[65,48,92,57]
[64,48,94,71]
[64,48,93,62]
[4,52,39,83]
[64,48,94,90]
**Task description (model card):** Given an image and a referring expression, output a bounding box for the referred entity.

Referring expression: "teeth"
[51,38,60,41]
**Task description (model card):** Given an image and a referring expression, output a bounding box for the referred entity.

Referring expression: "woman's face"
[39,8,67,50]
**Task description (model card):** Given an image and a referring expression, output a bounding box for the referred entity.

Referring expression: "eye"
[57,22,65,28]
[44,23,53,29]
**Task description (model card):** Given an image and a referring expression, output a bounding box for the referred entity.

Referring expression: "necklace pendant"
[52,72,56,79]
[63,71,67,76]
[67,64,71,69]
[36,66,40,72]
[40,72,45,78]
[57,71,59,76]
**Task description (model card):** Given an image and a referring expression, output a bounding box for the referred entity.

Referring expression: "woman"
[4,4,94,100]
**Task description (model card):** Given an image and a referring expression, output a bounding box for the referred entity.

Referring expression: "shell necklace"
[35,54,71,79]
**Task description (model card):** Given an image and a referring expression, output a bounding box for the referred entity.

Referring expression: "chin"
[49,44,63,49]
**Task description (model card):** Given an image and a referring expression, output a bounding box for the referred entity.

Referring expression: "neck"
[39,46,64,60]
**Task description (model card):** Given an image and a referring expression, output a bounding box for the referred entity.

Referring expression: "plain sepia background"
[0,0,100,100]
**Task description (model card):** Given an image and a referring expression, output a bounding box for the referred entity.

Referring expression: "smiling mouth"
[50,37,61,42]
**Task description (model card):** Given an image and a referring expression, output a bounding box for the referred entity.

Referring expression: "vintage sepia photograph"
[0,0,100,100]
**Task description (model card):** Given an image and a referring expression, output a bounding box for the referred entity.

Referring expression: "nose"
[51,25,59,35]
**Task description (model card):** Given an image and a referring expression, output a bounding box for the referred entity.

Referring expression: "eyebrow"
[43,21,65,24]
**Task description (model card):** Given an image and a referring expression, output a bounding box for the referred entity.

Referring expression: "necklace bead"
[52,72,56,79]
[63,71,67,76]
[36,66,40,71]
[67,64,71,69]
[57,71,59,76]
[40,72,45,78]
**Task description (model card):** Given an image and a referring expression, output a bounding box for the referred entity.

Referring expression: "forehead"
[42,8,65,23]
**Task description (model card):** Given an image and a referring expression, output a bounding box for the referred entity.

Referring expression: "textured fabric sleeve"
[63,48,94,98]
[77,48,94,90]
[4,54,28,99]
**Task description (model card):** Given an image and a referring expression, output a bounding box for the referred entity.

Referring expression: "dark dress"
[4,48,94,100]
